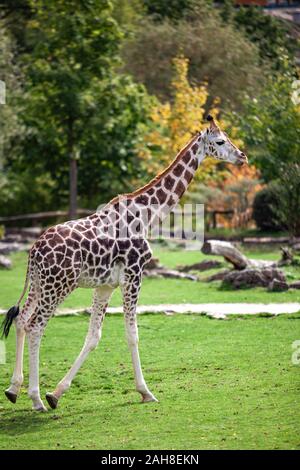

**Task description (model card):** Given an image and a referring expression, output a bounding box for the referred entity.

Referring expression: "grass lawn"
[0,313,299,450]
[0,247,299,310]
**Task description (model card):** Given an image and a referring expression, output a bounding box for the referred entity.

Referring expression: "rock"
[0,241,31,255]
[6,227,43,238]
[0,242,21,255]
[177,259,222,272]
[204,269,231,282]
[144,257,161,270]
[292,243,300,253]
[290,281,300,289]
[268,279,289,292]
[2,234,23,243]
[222,268,286,289]
[0,255,12,269]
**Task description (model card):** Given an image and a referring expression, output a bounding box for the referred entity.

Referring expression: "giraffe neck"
[128,131,206,214]
[97,132,207,239]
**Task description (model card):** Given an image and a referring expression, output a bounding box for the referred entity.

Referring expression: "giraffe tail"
[1,257,30,339]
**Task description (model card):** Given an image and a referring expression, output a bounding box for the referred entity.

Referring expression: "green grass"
[0,248,299,310]
[0,313,299,450]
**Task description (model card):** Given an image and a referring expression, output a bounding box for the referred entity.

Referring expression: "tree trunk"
[69,156,77,220]
[202,240,276,269]
[68,119,77,220]
[202,240,249,269]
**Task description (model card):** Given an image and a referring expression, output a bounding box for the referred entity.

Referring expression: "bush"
[122,14,264,108]
[0,172,56,219]
[275,164,300,237]
[253,184,284,232]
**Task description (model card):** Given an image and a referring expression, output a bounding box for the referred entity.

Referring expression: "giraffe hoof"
[5,390,17,404]
[141,393,158,403]
[46,392,58,410]
[33,404,48,412]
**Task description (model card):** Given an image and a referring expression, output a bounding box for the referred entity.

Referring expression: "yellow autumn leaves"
[139,55,223,180]
[137,55,261,228]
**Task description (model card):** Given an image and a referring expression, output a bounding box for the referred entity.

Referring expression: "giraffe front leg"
[46,286,113,409]
[122,277,158,403]
[27,329,47,412]
[125,317,158,403]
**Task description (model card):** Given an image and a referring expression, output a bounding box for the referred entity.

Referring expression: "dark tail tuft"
[1,306,20,339]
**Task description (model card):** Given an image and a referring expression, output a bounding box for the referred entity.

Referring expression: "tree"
[5,0,152,218]
[274,164,300,237]
[122,12,265,109]
[220,0,297,70]
[111,0,145,33]
[252,184,284,232]
[0,0,32,52]
[238,73,300,182]
[137,56,217,183]
[24,0,122,218]
[137,55,246,190]
[142,0,210,21]
[0,24,24,170]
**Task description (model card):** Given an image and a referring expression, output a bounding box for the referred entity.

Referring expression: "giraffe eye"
[216,140,225,146]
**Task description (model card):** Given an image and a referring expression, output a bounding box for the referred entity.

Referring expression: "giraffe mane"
[109,132,200,204]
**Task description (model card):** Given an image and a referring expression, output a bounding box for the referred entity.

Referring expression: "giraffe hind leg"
[46,286,113,409]
[27,283,77,412]
[4,288,38,405]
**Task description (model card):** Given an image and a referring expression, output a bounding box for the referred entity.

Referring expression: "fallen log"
[0,241,30,255]
[204,269,231,282]
[177,259,222,272]
[278,247,294,266]
[268,279,289,292]
[222,267,286,289]
[289,281,300,289]
[0,255,12,269]
[202,240,275,270]
[145,257,161,270]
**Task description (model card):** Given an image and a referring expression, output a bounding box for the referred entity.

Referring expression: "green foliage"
[0,171,55,217]
[238,73,300,182]
[252,185,284,232]
[111,0,145,33]
[2,0,153,211]
[143,0,209,21]
[274,164,300,237]
[122,13,264,108]
[220,3,297,71]
[0,0,298,224]
[0,0,32,52]
[0,25,25,167]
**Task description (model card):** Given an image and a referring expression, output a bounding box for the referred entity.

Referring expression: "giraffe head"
[204,115,248,166]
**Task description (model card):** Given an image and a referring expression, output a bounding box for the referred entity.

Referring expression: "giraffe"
[1,115,247,411]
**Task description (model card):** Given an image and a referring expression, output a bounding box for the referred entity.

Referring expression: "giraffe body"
[2,117,247,411]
